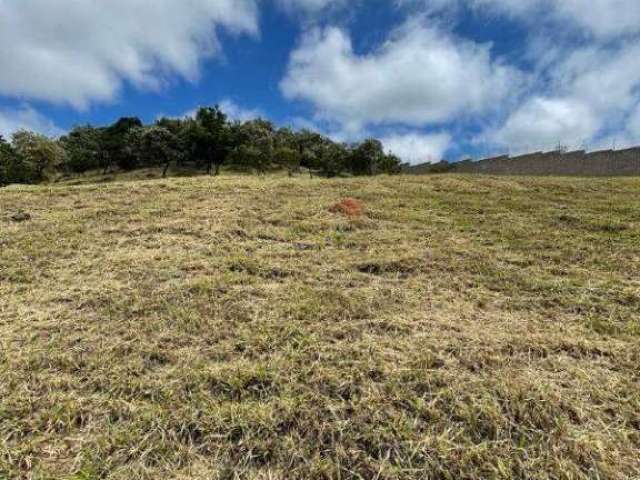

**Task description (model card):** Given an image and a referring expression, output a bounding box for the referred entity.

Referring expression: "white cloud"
[552,0,640,38]
[0,105,64,139]
[486,38,640,152]
[594,103,640,150]
[553,41,640,113]
[489,97,598,153]
[629,104,640,138]
[218,99,263,122]
[390,0,640,155]
[281,21,521,132]
[468,0,640,38]
[281,1,640,155]
[381,132,451,164]
[0,0,259,108]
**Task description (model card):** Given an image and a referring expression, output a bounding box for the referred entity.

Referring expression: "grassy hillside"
[1,174,639,479]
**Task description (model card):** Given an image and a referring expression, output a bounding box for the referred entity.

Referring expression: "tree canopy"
[1,106,405,186]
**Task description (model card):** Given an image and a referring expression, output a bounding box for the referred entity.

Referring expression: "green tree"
[103,117,143,172]
[0,135,24,185]
[377,153,403,175]
[0,135,10,185]
[11,130,66,182]
[319,142,349,177]
[231,119,275,173]
[293,130,326,177]
[274,127,303,153]
[156,117,185,136]
[349,138,385,176]
[227,144,265,173]
[135,126,182,177]
[2,106,404,184]
[194,106,231,175]
[60,125,102,173]
[274,146,301,176]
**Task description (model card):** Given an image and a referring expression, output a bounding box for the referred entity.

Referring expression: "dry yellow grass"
[1,174,639,479]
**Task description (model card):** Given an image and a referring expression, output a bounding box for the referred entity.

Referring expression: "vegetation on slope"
[1,174,639,479]
[0,106,403,188]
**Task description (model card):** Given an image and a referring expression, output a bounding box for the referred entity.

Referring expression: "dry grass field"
[1,174,639,479]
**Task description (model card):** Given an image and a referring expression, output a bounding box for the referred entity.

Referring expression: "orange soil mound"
[329,197,365,217]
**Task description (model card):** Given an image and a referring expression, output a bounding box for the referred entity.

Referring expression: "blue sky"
[1,0,640,164]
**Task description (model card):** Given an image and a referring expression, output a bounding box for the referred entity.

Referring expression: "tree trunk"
[162,161,170,178]
[206,147,214,175]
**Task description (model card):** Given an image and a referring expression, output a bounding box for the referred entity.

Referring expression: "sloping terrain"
[1,175,639,479]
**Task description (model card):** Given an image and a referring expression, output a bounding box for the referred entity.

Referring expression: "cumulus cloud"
[552,0,640,38]
[486,37,640,152]
[391,0,640,154]
[218,99,263,122]
[0,0,259,108]
[0,105,64,139]
[381,132,451,164]
[473,0,640,39]
[281,21,521,133]
[554,41,640,114]
[411,0,640,38]
[488,98,598,153]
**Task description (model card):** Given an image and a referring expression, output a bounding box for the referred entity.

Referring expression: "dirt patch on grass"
[329,197,365,217]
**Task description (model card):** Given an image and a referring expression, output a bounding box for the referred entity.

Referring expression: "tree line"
[0,106,403,186]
